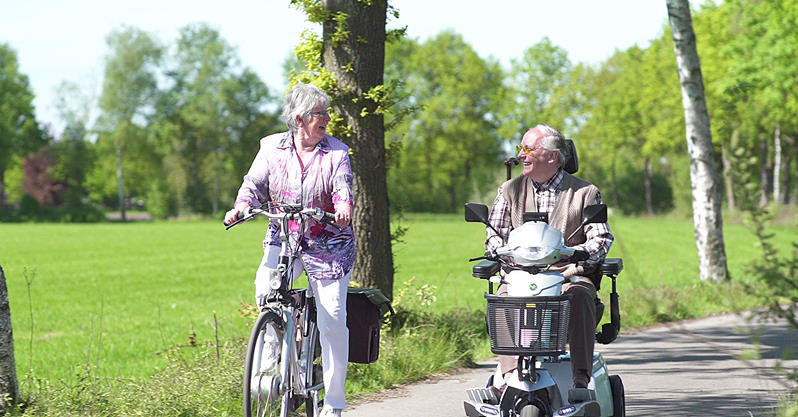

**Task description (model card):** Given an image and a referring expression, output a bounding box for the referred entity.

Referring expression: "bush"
[0,205,22,222]
[2,194,105,223]
[19,194,39,218]
[146,177,177,220]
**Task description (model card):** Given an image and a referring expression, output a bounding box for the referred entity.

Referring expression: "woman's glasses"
[309,110,330,118]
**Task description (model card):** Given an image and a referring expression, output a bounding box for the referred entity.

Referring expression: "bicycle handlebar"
[224,206,340,231]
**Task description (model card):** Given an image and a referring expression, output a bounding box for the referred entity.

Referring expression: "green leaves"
[384,32,505,212]
[0,43,45,184]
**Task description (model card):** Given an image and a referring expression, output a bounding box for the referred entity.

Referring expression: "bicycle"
[226,203,340,417]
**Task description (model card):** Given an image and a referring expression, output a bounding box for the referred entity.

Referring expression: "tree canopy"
[1,0,797,221]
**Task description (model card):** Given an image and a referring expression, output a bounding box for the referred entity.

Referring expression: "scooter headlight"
[514,246,556,265]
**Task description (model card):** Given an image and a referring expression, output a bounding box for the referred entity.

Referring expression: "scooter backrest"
[563,139,578,174]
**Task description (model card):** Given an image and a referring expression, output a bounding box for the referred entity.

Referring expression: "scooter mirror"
[583,204,607,224]
[464,203,489,223]
[565,204,608,245]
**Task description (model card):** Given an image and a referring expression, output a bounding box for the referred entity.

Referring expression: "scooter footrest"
[567,387,596,404]
[466,387,499,405]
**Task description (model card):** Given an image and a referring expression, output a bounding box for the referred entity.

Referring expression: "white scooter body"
[464,220,620,417]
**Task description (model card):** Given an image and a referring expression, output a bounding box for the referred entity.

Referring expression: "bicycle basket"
[484,294,571,356]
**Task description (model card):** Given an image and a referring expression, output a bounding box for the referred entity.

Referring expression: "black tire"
[303,306,324,416]
[244,311,284,417]
[519,404,542,417]
[609,374,625,417]
[516,390,549,417]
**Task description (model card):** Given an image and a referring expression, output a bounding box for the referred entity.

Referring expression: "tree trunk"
[644,157,654,216]
[667,0,728,282]
[611,154,620,208]
[0,265,19,412]
[721,140,735,211]
[793,153,798,205]
[759,136,771,207]
[211,153,221,217]
[0,170,5,208]
[784,155,798,205]
[773,122,783,205]
[322,0,394,299]
[116,143,127,222]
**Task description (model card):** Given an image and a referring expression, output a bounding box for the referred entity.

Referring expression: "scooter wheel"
[519,404,541,417]
[609,374,625,417]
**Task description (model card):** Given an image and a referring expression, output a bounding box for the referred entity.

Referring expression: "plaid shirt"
[486,169,614,266]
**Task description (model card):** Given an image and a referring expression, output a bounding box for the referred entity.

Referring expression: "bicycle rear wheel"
[244,311,284,417]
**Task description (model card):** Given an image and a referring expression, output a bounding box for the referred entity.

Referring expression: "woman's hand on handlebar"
[224,202,250,226]
[334,203,352,227]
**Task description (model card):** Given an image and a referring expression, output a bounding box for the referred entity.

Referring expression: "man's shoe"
[319,405,342,417]
[488,384,506,402]
[567,387,596,404]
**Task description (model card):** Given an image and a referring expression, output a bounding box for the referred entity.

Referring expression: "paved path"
[343,313,797,416]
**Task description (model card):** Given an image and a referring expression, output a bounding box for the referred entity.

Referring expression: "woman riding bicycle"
[224,82,355,417]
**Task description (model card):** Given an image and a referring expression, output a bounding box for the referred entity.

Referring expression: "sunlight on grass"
[1,214,795,390]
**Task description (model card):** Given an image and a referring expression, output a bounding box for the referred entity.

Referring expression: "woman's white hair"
[532,124,569,166]
[282,82,331,132]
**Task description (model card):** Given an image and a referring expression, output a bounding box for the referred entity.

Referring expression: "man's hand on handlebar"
[549,263,583,278]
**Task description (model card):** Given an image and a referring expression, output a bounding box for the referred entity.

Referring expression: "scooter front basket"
[484,294,571,356]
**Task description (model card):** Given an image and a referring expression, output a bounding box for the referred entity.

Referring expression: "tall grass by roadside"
[7,287,488,416]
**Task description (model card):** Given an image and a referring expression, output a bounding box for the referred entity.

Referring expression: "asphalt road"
[343,313,798,417]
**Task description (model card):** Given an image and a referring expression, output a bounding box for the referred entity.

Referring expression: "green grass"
[393,212,798,325]
[1,213,796,407]
[1,220,268,382]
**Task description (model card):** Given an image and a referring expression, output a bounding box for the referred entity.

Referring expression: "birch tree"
[666,0,728,282]
[0,265,17,412]
[98,27,162,221]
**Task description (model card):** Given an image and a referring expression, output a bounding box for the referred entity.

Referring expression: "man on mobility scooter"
[463,123,625,416]
[488,124,613,394]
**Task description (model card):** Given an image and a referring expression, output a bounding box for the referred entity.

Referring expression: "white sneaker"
[319,405,342,417]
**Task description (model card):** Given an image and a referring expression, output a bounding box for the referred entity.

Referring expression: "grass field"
[1,213,796,386]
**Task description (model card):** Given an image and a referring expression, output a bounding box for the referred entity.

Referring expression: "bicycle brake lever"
[224,207,254,230]
[312,208,343,231]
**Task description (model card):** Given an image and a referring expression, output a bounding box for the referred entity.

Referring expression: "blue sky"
[1,0,669,134]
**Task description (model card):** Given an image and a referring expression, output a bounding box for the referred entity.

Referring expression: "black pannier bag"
[346,287,394,364]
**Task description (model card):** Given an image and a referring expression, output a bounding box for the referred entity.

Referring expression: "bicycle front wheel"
[244,311,285,417]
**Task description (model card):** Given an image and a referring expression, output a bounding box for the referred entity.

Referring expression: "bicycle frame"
[229,204,336,417]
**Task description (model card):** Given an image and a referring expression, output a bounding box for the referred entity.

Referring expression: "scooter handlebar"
[569,249,590,262]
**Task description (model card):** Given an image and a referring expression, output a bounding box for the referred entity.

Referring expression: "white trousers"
[255,245,350,410]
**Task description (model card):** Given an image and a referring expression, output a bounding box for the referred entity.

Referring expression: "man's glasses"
[516,145,541,156]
